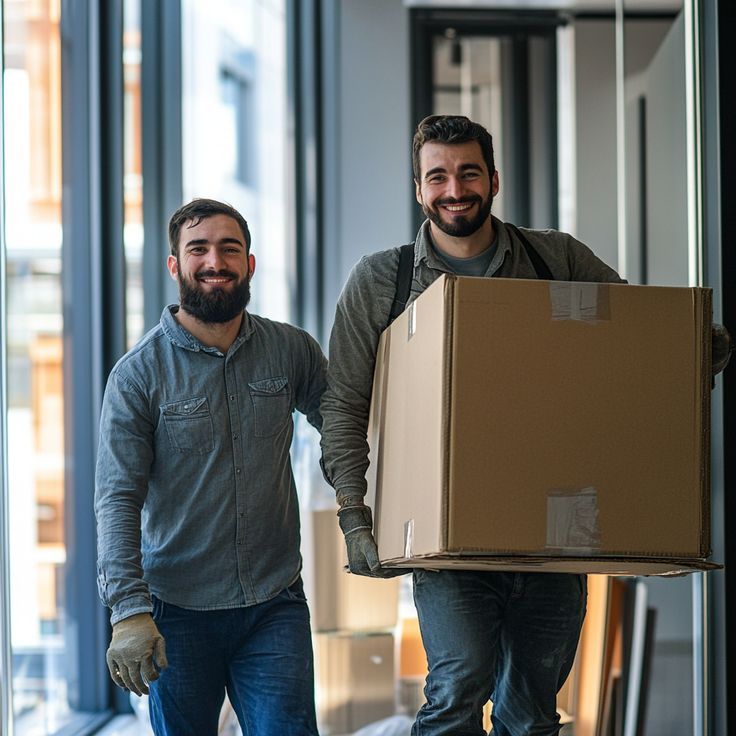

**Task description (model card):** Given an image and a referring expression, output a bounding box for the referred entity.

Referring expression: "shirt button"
[233,434,238,440]
[236,468,241,474]
[229,395,235,401]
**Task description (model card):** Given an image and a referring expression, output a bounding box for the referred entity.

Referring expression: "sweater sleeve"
[319,252,399,504]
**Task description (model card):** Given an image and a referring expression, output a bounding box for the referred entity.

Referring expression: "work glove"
[712,324,733,376]
[337,497,406,578]
[106,612,168,696]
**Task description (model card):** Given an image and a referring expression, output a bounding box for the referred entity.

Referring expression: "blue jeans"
[411,570,587,736]
[147,577,318,736]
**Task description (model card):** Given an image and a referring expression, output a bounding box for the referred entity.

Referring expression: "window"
[220,62,254,187]
[182,0,290,322]
[2,0,71,731]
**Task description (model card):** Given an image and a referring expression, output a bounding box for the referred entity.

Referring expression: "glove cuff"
[337,503,373,537]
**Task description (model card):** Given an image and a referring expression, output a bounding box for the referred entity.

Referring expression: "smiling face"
[167,213,256,324]
[415,140,499,240]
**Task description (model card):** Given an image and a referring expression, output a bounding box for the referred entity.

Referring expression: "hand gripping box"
[368,275,717,576]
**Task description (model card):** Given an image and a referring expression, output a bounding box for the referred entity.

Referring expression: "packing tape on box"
[548,283,611,323]
[404,519,415,558]
[546,486,601,552]
[407,301,417,340]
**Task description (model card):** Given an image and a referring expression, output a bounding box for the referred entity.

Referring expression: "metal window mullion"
[60,0,126,713]
[0,0,16,731]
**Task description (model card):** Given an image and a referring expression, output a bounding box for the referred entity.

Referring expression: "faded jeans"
[412,570,587,736]
[147,577,318,736]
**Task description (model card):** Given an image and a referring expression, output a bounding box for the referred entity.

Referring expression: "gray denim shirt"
[320,217,624,503]
[95,306,327,624]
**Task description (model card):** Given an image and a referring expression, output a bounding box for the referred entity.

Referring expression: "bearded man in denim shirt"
[95,198,325,736]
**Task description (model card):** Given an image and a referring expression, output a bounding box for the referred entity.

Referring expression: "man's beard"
[178,269,251,324]
[423,192,493,238]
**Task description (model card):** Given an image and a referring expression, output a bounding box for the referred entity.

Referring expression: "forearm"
[95,494,152,624]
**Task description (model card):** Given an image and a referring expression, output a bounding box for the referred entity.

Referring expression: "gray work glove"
[712,324,733,376]
[106,612,168,696]
[337,498,407,578]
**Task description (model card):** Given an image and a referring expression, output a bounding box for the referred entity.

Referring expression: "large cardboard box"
[369,275,716,576]
[314,631,396,734]
[302,509,399,632]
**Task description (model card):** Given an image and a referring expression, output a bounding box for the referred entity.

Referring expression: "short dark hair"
[412,115,495,182]
[168,198,251,257]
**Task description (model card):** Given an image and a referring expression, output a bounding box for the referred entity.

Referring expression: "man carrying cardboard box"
[320,115,731,736]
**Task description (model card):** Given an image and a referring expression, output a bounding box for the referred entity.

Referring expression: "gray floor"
[96,714,577,735]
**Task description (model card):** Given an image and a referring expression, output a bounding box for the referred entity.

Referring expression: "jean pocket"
[161,396,214,454]
[249,377,291,438]
[151,596,165,622]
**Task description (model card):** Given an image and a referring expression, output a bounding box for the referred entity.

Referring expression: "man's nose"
[445,176,464,199]
[203,249,226,271]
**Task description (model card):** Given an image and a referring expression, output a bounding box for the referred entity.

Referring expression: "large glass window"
[181,0,290,323]
[2,0,70,732]
[124,0,144,347]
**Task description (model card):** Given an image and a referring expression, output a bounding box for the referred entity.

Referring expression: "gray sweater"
[320,217,625,504]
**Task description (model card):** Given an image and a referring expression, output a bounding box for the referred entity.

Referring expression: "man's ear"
[167,255,179,282]
[247,253,256,280]
[415,180,423,205]
[491,170,500,198]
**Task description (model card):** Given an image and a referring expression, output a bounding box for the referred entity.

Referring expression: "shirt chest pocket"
[161,396,214,454]
[248,377,291,438]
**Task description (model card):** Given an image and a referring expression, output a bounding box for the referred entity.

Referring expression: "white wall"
[643,12,688,287]
[321,0,413,338]
[572,20,619,269]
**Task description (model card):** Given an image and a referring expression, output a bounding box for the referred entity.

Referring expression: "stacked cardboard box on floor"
[368,275,717,576]
[303,509,400,734]
[314,631,395,735]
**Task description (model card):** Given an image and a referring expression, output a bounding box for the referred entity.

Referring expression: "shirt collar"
[415,215,514,270]
[160,305,254,353]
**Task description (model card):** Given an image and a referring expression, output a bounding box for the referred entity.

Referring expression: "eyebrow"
[424,162,484,179]
[184,237,244,249]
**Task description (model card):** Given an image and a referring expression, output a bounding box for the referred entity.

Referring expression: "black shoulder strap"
[504,222,554,281]
[388,243,415,326]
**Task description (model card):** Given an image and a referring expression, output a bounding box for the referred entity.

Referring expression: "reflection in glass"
[2,0,71,732]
